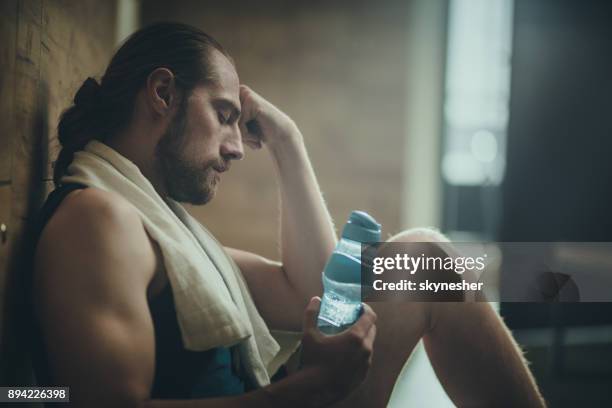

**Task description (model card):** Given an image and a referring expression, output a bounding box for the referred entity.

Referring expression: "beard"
[155,102,219,205]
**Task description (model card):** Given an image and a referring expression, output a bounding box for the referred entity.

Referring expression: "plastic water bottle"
[317,211,381,335]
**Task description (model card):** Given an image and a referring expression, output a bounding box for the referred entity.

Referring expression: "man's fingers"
[239,84,250,106]
[364,322,376,352]
[239,121,253,145]
[239,85,259,123]
[238,86,253,126]
[238,114,262,150]
[349,303,377,337]
[241,130,263,150]
[239,84,262,106]
[244,139,262,150]
[239,84,252,101]
[302,296,322,333]
[239,84,265,149]
[356,303,377,328]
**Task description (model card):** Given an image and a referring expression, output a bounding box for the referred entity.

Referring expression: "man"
[32,22,545,407]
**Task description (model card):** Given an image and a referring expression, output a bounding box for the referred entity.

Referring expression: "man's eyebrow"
[212,98,241,118]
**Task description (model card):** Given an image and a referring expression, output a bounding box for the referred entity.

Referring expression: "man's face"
[155,51,243,204]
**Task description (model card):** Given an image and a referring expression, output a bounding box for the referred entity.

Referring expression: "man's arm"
[34,188,376,407]
[34,189,158,407]
[224,247,303,331]
[233,86,337,329]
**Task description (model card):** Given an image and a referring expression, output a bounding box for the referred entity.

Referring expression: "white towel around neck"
[61,140,280,387]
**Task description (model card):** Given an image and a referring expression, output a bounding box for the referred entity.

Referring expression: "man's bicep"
[34,191,157,406]
[224,247,305,331]
[39,300,155,407]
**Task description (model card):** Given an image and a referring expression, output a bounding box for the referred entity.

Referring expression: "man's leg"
[332,301,430,407]
[334,228,545,408]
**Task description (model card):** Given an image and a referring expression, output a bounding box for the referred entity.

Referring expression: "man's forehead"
[207,50,240,106]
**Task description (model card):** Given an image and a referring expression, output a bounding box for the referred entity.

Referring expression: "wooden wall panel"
[41,0,118,181]
[0,0,117,386]
[0,186,12,340]
[0,1,18,182]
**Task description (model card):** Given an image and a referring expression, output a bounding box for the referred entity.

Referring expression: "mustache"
[211,160,231,173]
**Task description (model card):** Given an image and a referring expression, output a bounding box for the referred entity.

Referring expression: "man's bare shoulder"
[38,188,143,253]
[49,187,138,229]
[35,187,156,297]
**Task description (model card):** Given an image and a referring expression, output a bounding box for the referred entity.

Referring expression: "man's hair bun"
[73,77,101,107]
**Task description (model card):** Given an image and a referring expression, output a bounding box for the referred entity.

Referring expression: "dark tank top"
[28,183,254,399]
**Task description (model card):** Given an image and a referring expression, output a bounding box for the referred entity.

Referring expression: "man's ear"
[146,67,179,116]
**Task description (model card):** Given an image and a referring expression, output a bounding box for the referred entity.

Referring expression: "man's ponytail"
[53,77,104,185]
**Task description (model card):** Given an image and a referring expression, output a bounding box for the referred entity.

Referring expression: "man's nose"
[220,130,244,161]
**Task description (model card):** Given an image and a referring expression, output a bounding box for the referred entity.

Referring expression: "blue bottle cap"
[341,210,381,243]
[324,252,361,284]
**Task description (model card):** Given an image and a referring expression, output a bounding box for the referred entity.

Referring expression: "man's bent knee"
[378,227,462,329]
[387,227,450,244]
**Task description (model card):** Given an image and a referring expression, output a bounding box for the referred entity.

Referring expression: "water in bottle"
[317,211,381,334]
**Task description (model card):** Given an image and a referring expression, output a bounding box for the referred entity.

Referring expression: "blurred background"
[1,0,611,406]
